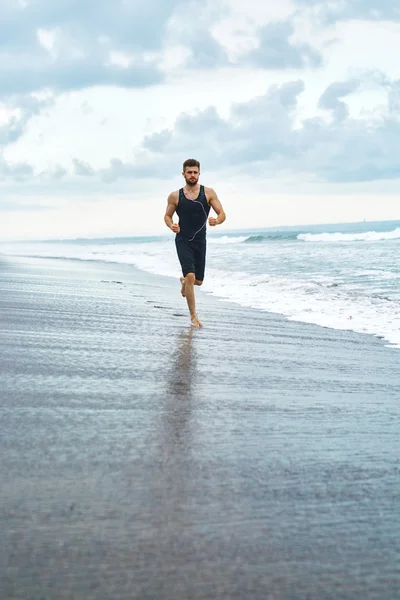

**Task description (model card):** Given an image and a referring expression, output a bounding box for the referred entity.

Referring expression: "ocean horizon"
[2,217,399,243]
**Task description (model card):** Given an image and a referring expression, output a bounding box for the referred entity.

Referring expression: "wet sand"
[1,255,399,600]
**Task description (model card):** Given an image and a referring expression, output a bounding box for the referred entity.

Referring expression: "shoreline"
[1,255,399,600]
[1,252,397,352]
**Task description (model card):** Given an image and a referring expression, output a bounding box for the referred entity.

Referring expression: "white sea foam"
[208,235,249,244]
[354,269,400,280]
[201,269,400,349]
[298,228,400,243]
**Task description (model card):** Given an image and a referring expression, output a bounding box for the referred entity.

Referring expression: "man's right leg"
[180,277,202,296]
[180,276,186,296]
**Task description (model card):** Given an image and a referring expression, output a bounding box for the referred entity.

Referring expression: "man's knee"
[195,279,203,286]
[185,272,195,284]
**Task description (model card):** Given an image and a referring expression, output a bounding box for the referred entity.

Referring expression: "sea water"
[3,220,400,349]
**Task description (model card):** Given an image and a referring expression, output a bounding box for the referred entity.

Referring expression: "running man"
[164,159,226,327]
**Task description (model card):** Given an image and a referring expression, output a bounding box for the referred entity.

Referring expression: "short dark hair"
[183,158,200,171]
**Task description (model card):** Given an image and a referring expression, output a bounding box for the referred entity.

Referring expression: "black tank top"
[175,185,211,242]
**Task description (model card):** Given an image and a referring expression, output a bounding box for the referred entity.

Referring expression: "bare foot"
[180,276,186,297]
[191,315,203,328]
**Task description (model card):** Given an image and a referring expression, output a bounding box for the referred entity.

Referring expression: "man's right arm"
[164,192,180,233]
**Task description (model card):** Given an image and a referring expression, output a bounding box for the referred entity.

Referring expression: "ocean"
[3,219,400,349]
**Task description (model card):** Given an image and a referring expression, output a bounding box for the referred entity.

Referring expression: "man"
[164,159,226,327]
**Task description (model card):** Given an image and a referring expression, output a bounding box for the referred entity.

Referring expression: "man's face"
[183,167,200,187]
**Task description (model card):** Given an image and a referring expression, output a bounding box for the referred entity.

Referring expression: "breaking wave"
[298,228,400,243]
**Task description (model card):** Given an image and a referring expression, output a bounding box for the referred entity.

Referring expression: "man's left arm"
[207,188,226,227]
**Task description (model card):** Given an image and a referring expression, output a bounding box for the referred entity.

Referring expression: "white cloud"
[36,28,56,53]
[1,0,400,240]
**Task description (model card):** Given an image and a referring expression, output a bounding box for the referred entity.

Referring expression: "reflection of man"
[164,159,226,327]
[162,328,196,452]
[169,328,195,401]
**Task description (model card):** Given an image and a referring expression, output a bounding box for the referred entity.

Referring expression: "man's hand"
[208,217,218,226]
[171,223,180,233]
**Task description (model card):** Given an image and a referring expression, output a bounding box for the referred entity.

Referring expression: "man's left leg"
[175,239,203,326]
[194,240,206,286]
[183,273,202,327]
[189,241,206,326]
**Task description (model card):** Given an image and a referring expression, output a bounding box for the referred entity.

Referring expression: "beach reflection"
[169,327,196,401]
[152,329,200,541]
[161,327,197,455]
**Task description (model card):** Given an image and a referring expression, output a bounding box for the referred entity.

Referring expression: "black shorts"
[175,238,207,281]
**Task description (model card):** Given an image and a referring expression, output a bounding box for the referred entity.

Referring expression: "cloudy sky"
[1,0,400,240]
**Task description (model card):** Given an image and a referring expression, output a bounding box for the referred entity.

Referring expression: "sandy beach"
[1,255,399,600]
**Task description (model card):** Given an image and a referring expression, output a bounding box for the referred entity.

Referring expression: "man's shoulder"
[168,189,180,203]
[204,186,216,200]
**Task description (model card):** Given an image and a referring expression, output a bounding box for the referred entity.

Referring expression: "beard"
[185,177,198,187]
